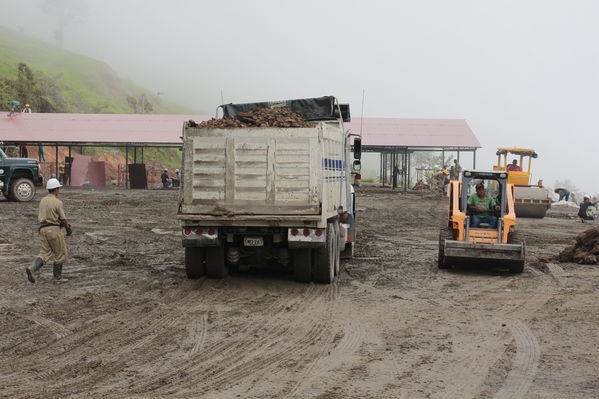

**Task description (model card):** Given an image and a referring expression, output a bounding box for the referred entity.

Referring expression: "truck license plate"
[244,237,264,247]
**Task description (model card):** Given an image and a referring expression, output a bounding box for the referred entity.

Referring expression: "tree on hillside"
[40,0,89,48]
[1,63,66,113]
[126,95,154,114]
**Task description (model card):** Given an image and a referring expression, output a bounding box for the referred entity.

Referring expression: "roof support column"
[473,149,476,169]
[125,145,129,189]
[406,150,411,193]
[55,146,58,181]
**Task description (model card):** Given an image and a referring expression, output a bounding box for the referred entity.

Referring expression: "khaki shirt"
[38,194,66,225]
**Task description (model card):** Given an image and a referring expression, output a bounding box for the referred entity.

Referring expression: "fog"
[1,0,597,192]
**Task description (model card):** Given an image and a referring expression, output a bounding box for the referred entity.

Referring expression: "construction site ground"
[1,185,598,398]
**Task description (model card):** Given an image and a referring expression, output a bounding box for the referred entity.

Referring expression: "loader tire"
[205,246,228,279]
[507,231,526,273]
[313,223,336,284]
[185,247,205,279]
[293,249,312,283]
[438,227,453,269]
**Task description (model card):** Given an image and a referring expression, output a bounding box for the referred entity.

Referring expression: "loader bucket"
[441,240,525,272]
[514,186,550,218]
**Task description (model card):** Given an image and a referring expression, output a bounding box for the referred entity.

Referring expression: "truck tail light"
[208,228,215,235]
[183,228,192,236]
[195,228,204,235]
[290,229,299,236]
[315,230,323,237]
[303,229,310,237]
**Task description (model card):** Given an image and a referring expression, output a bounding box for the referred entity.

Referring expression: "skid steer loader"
[438,170,526,273]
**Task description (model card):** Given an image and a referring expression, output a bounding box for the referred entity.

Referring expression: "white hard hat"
[46,178,62,190]
[175,169,179,173]
[584,195,591,200]
[164,168,168,172]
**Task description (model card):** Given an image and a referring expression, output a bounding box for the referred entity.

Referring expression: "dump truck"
[438,170,526,273]
[493,148,550,218]
[177,96,360,283]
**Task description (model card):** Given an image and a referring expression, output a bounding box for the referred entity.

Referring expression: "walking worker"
[26,178,72,283]
[172,168,181,188]
[22,103,32,113]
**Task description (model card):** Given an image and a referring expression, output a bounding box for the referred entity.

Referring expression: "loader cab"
[457,170,516,245]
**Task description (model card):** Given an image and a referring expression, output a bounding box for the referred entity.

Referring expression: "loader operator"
[467,183,500,228]
[26,178,72,283]
[578,195,595,223]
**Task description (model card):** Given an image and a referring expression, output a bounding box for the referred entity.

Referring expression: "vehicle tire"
[313,223,335,284]
[438,227,453,269]
[293,248,312,283]
[185,247,205,279]
[10,178,35,202]
[332,222,340,276]
[507,231,526,273]
[340,242,353,259]
[205,246,228,279]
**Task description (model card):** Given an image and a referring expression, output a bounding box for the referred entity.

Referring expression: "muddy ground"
[1,185,598,398]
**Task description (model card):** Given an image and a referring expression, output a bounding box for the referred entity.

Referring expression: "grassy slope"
[0,26,186,166]
[0,26,188,114]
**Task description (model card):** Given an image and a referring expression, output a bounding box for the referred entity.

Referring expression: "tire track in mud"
[143,284,338,397]
[493,320,540,399]
[431,274,551,399]
[186,312,208,358]
[0,282,211,394]
[284,317,366,398]
[101,283,323,396]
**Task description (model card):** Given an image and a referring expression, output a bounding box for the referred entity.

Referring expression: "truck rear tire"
[10,178,35,202]
[293,249,312,283]
[185,247,205,279]
[205,246,228,279]
[313,223,336,284]
[333,222,340,276]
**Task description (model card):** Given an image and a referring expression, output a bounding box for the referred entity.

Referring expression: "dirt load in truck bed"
[1,186,598,398]
[190,107,316,129]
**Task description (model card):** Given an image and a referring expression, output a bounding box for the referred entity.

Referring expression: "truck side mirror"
[353,138,362,160]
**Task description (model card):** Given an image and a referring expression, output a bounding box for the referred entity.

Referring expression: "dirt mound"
[557,226,599,264]
[190,107,315,129]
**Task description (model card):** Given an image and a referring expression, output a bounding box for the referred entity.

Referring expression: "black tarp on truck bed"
[221,96,350,122]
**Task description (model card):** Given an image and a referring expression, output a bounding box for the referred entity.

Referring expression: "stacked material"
[412,180,430,191]
[557,226,599,264]
[191,107,316,129]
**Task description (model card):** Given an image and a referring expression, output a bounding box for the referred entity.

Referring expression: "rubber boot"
[26,257,44,283]
[53,263,68,282]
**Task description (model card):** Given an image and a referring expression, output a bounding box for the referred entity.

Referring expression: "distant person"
[554,187,570,202]
[451,159,462,180]
[19,143,28,158]
[22,103,32,113]
[25,178,72,283]
[38,145,46,162]
[506,159,522,172]
[578,195,596,222]
[59,161,66,184]
[172,169,181,188]
[8,100,20,115]
[442,169,450,195]
[468,183,500,228]
[161,168,170,189]
[537,179,544,188]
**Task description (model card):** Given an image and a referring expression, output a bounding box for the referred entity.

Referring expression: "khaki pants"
[38,226,68,264]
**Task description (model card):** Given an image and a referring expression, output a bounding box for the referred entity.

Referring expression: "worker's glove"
[65,225,73,236]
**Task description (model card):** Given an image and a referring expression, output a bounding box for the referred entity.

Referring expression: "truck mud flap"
[444,240,525,263]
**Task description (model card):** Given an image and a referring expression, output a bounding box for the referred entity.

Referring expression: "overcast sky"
[1,0,597,192]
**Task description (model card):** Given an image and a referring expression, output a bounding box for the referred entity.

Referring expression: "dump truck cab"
[438,170,526,273]
[493,147,550,218]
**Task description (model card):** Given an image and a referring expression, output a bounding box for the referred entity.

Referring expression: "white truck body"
[177,116,357,284]
[179,120,349,228]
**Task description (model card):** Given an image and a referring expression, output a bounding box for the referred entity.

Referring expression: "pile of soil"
[557,226,599,264]
[190,107,315,129]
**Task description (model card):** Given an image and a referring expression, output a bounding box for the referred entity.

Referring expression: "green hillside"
[0,25,188,114]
